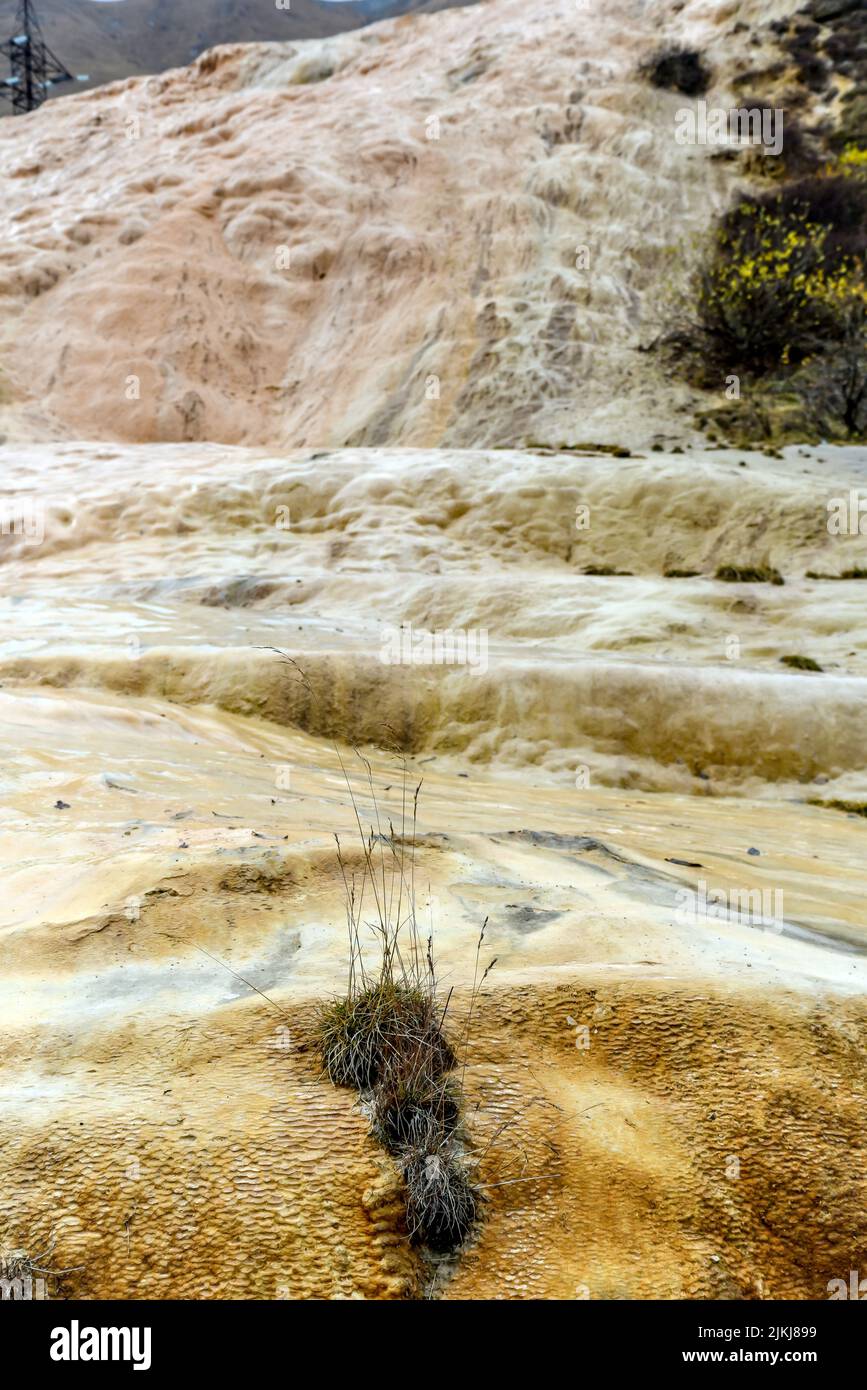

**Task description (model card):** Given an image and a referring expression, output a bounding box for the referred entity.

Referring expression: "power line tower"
[0,0,73,114]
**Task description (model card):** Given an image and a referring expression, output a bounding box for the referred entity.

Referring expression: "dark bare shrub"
[643,46,711,95]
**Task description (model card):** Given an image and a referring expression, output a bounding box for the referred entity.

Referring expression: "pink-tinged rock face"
[0,0,786,454]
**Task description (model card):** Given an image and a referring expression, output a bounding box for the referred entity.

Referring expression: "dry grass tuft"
[401,1138,479,1252]
[370,1052,460,1154]
[319,982,455,1091]
[314,749,493,1255]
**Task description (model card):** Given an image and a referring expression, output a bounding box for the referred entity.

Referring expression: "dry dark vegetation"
[779,653,823,671]
[317,759,493,1255]
[807,797,867,816]
[716,564,785,585]
[806,566,867,578]
[642,45,711,96]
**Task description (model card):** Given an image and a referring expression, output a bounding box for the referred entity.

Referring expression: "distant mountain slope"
[9,0,477,99]
[352,0,477,17]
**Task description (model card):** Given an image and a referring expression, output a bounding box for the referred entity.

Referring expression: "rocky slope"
[0,0,843,451]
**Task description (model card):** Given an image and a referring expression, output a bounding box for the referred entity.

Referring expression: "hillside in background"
[1,0,478,100]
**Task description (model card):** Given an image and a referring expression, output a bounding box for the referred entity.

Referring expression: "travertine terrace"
[0,0,865,1300]
[0,0,819,451]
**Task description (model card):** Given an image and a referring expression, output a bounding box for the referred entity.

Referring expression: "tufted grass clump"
[369,1047,461,1154]
[319,981,455,1091]
[314,750,494,1256]
[401,1137,479,1252]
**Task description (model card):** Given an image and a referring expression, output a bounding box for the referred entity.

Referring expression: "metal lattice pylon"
[0,0,72,113]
